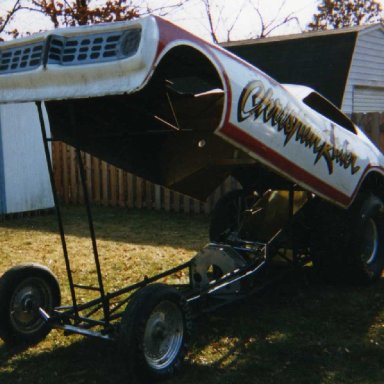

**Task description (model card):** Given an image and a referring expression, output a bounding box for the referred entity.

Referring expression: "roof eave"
[221,23,383,48]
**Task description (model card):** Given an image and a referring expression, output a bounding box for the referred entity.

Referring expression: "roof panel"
[225,32,358,107]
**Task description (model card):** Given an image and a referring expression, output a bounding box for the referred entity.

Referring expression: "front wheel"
[120,283,193,382]
[0,263,61,345]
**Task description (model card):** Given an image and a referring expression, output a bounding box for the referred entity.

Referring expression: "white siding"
[353,86,384,113]
[342,27,384,114]
[0,103,53,214]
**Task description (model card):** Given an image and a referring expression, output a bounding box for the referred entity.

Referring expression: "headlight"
[119,28,141,58]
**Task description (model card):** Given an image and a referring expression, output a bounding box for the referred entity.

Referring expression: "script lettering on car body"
[237,80,360,176]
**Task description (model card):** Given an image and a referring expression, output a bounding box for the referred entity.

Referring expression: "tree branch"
[0,0,22,34]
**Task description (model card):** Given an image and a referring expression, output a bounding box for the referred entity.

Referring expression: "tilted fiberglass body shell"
[0,16,383,207]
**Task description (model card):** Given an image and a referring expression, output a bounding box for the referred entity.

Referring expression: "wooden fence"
[51,112,384,213]
[52,142,240,214]
[351,112,384,150]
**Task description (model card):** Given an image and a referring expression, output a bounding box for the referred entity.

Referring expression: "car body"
[0,15,383,208]
[1,16,384,381]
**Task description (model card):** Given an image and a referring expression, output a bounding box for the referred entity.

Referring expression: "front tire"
[120,283,192,382]
[0,263,61,345]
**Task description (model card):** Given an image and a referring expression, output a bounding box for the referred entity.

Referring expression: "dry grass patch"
[1,207,384,384]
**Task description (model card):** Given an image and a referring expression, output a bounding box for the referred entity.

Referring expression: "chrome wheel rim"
[9,277,52,335]
[143,300,184,370]
[361,218,379,265]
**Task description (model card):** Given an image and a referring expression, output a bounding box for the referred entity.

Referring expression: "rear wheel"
[120,283,192,382]
[209,189,258,241]
[311,194,384,284]
[0,263,61,345]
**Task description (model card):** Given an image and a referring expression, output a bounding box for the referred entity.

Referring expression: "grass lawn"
[1,206,384,384]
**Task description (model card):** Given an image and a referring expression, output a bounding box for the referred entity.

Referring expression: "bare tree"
[0,0,189,38]
[250,0,299,38]
[2,0,302,43]
[198,0,301,43]
[199,0,248,43]
[0,0,22,40]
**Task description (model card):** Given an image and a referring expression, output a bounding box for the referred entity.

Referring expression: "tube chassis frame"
[36,99,309,341]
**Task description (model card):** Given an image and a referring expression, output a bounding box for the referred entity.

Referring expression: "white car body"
[0,15,383,208]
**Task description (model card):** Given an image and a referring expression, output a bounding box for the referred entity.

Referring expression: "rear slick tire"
[209,189,258,242]
[311,194,384,284]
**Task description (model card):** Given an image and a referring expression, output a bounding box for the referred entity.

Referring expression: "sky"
[0,0,383,42]
[158,0,319,41]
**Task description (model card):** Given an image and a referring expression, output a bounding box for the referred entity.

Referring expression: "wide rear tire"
[311,194,384,284]
[209,189,258,242]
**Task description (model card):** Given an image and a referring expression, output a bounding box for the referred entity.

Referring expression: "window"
[303,92,356,133]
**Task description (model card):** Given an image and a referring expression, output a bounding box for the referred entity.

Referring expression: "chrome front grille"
[0,27,141,74]
[0,43,44,74]
[48,31,123,65]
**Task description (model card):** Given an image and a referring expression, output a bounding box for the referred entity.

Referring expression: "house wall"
[342,27,384,113]
[0,118,5,214]
[0,103,53,214]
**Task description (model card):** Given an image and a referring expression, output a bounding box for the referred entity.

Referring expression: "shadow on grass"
[1,274,384,384]
[181,275,384,384]
[0,337,131,384]
[0,207,209,251]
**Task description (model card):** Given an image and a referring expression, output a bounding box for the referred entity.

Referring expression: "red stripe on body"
[220,122,353,206]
